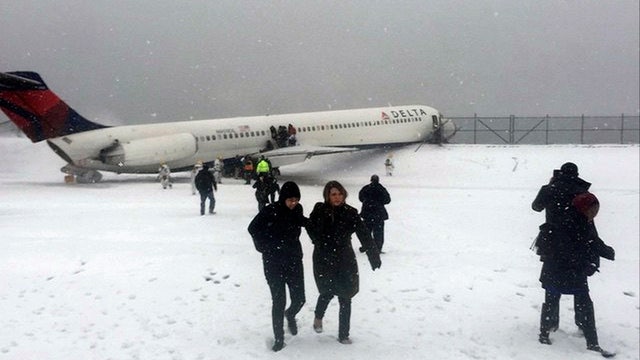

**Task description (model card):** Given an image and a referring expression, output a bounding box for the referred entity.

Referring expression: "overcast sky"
[1,1,638,124]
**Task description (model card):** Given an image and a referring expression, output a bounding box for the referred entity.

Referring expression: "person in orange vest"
[243,157,254,184]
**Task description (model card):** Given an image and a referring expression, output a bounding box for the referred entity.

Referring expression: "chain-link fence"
[448,114,640,144]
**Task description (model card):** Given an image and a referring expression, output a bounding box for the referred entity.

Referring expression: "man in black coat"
[252,175,270,212]
[532,162,615,357]
[248,182,307,352]
[358,174,391,253]
[195,164,217,215]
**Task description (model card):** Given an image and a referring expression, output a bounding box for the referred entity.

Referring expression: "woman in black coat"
[532,163,615,356]
[306,180,381,344]
[248,181,307,352]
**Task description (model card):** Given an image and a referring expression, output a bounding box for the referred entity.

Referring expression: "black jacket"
[252,178,270,202]
[532,173,614,293]
[306,202,380,298]
[538,214,614,293]
[358,182,391,221]
[532,172,590,227]
[195,169,217,193]
[248,201,307,264]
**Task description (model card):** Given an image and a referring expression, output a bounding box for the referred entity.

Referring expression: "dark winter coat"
[532,173,614,293]
[538,213,614,293]
[306,202,378,298]
[252,177,270,203]
[195,168,217,193]
[358,182,391,221]
[248,200,307,266]
[532,171,591,228]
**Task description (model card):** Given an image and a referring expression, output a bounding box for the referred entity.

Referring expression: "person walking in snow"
[384,156,394,176]
[158,163,172,189]
[358,174,391,253]
[190,162,203,195]
[252,175,270,212]
[532,162,615,357]
[195,164,217,215]
[306,180,381,345]
[248,182,308,352]
[213,157,223,184]
[267,176,280,205]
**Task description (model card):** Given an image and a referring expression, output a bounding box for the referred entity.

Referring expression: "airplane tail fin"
[0,71,107,142]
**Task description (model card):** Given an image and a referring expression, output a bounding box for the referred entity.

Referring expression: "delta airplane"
[0,71,456,182]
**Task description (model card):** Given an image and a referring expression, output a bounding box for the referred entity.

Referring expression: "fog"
[1,1,638,125]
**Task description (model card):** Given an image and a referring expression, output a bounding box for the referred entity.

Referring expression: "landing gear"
[61,165,103,183]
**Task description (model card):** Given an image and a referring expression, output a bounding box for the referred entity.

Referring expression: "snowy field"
[0,136,638,360]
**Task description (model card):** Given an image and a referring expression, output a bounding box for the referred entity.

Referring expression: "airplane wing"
[250,145,359,167]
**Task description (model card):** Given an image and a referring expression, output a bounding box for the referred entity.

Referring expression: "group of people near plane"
[158,156,616,357]
[246,161,616,357]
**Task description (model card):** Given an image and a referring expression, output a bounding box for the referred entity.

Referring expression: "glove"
[584,263,598,277]
[367,250,381,271]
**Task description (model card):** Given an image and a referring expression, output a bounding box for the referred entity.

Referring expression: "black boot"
[575,294,599,350]
[285,313,298,335]
[539,302,558,344]
[272,338,285,352]
[587,344,616,358]
[539,332,552,345]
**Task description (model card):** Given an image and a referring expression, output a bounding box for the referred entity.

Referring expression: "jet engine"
[99,133,197,167]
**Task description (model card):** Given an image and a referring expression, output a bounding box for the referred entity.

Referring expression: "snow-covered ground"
[0,136,638,360]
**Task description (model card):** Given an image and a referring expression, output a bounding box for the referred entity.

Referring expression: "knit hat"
[572,192,599,218]
[560,162,578,177]
[370,174,379,183]
[279,181,301,201]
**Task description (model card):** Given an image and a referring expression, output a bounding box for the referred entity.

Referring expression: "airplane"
[0,71,457,182]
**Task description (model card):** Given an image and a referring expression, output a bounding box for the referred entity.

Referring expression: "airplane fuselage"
[47,105,452,173]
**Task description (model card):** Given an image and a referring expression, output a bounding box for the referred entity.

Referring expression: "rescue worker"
[256,156,271,179]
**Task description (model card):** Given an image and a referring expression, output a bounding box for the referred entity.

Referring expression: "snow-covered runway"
[1,137,638,359]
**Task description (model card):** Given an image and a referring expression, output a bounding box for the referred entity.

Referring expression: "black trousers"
[314,293,352,340]
[265,259,305,341]
[540,289,598,346]
[199,190,215,215]
[364,218,385,252]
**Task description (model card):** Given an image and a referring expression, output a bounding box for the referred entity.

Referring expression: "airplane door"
[432,115,440,130]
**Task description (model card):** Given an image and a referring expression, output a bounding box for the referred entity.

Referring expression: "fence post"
[620,113,625,144]
[545,115,549,145]
[580,114,585,144]
[473,113,477,144]
[509,115,515,144]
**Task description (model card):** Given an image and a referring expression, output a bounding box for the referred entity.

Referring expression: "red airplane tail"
[0,71,106,142]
